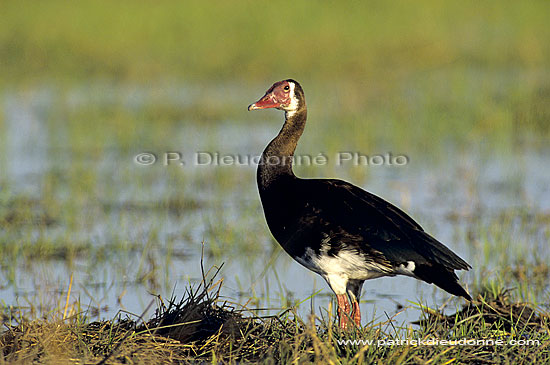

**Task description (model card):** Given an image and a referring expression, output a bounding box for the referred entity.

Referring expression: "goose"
[248,79,471,329]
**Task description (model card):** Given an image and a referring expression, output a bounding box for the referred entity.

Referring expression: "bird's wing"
[298,178,471,271]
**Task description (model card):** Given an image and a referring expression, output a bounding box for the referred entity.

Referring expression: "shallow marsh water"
[1,84,549,326]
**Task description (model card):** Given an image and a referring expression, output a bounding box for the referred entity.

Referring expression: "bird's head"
[248,79,304,115]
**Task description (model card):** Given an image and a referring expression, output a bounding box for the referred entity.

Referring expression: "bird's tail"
[413,264,471,300]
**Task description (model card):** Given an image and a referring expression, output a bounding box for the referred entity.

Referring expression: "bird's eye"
[284,85,290,91]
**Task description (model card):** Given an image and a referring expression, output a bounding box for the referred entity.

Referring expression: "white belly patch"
[296,247,390,280]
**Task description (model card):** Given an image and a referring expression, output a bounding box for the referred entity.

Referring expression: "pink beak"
[248,92,280,110]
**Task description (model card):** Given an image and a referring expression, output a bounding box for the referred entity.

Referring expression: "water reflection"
[1,86,549,324]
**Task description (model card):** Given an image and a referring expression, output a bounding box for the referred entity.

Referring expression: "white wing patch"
[395,261,416,277]
[293,233,418,295]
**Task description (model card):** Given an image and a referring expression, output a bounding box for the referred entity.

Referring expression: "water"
[1,85,549,325]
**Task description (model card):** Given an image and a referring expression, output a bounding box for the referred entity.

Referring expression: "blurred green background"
[0,1,549,318]
[2,1,548,83]
[1,1,549,150]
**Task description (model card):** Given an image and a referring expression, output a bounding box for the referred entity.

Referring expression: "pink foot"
[336,294,351,330]
[351,300,361,327]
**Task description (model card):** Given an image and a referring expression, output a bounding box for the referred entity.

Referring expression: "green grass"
[1,269,549,364]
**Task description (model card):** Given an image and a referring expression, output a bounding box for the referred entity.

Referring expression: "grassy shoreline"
[1,268,549,364]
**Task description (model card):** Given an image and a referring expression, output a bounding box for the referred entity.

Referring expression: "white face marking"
[285,82,299,118]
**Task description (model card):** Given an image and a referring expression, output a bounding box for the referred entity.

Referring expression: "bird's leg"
[346,280,364,328]
[351,299,361,326]
[336,294,351,330]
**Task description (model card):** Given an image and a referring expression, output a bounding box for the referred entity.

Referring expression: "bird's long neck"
[258,109,307,188]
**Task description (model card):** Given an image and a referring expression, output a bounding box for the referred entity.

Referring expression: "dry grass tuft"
[1,271,549,364]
